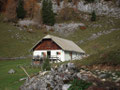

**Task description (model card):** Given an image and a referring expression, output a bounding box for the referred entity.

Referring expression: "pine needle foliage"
[42,58,51,71]
[68,79,92,90]
[91,10,96,21]
[16,0,26,19]
[42,0,55,26]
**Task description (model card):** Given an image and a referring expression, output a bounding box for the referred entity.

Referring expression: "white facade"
[64,51,84,61]
[33,50,84,62]
[33,50,65,61]
[32,35,85,62]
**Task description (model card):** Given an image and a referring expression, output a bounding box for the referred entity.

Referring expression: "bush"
[57,7,80,22]
[84,0,95,3]
[24,0,39,18]
[42,0,55,26]
[0,14,4,21]
[68,0,72,2]
[68,79,92,90]
[91,10,96,21]
[42,58,51,71]
[5,0,17,21]
[100,49,120,65]
[79,48,120,66]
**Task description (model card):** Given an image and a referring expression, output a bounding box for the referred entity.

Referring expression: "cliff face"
[52,0,120,18]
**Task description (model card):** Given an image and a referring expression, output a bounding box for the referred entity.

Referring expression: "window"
[57,52,61,55]
[42,52,46,56]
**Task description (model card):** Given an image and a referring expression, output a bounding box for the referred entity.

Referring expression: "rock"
[18,20,37,27]
[99,74,107,79]
[116,0,120,7]
[19,77,27,81]
[45,22,85,36]
[20,63,79,90]
[77,73,88,81]
[101,79,106,82]
[87,85,106,90]
[87,28,120,41]
[8,69,15,74]
[21,63,119,90]
[115,78,120,83]
[67,63,75,69]
[62,84,71,90]
[54,0,120,18]
[77,73,82,79]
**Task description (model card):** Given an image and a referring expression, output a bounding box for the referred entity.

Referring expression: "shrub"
[0,13,4,21]
[16,0,26,19]
[57,7,80,22]
[42,58,51,71]
[68,0,72,2]
[42,0,55,26]
[68,79,92,90]
[100,49,120,65]
[79,48,120,66]
[24,0,39,18]
[91,10,96,21]
[5,0,17,21]
[84,0,95,3]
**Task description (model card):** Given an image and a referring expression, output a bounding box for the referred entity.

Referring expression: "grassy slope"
[0,16,120,57]
[0,22,45,57]
[0,15,120,90]
[0,59,40,90]
[68,16,120,54]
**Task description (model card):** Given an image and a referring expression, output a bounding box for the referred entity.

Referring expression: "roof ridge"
[31,34,85,53]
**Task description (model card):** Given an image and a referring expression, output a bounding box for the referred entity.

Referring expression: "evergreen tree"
[42,0,55,26]
[42,58,51,71]
[16,0,26,19]
[91,10,96,21]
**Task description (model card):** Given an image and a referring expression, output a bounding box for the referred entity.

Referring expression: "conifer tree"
[42,58,51,71]
[16,0,26,19]
[91,10,96,21]
[42,0,55,26]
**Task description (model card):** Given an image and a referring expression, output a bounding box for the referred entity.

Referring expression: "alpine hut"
[31,35,85,62]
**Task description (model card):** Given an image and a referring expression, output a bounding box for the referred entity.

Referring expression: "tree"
[91,10,96,21]
[56,0,60,6]
[24,0,38,18]
[0,0,8,12]
[42,0,55,26]
[5,0,17,21]
[16,0,26,19]
[42,58,51,71]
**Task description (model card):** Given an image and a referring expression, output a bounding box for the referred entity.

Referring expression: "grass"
[71,46,120,66]
[0,12,120,90]
[0,59,40,90]
[0,21,45,57]
[0,14,120,57]
[67,16,120,54]
[68,79,92,90]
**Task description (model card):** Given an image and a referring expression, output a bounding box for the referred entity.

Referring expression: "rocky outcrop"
[20,63,120,90]
[45,22,85,36]
[77,28,120,45]
[20,63,78,90]
[52,0,120,18]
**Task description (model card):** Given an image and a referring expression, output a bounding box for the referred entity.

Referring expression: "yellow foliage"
[24,0,40,18]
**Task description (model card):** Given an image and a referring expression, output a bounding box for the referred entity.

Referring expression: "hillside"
[0,15,120,58]
[0,0,120,90]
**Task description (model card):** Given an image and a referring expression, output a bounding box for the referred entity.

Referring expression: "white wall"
[64,51,71,61]
[33,50,65,61]
[65,51,85,60]
[33,50,85,62]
